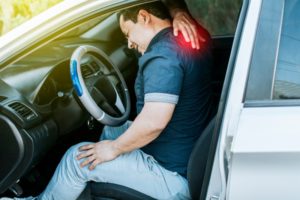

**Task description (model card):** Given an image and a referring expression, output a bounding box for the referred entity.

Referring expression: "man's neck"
[152,20,172,36]
[142,18,172,54]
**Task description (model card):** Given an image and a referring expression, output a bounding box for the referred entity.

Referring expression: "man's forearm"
[112,103,175,154]
[112,112,162,154]
[161,0,187,17]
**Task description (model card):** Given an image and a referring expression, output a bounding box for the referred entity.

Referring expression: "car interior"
[0,1,236,199]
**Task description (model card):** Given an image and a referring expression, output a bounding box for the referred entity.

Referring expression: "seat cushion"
[89,182,155,200]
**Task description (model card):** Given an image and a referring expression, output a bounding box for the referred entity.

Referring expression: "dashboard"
[0,37,134,193]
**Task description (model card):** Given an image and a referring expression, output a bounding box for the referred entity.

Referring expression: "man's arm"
[112,102,175,153]
[162,0,204,49]
[161,0,187,17]
[77,102,175,170]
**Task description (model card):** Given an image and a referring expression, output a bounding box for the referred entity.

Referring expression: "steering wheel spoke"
[114,86,126,114]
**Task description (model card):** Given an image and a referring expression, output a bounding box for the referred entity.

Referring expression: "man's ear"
[137,9,151,24]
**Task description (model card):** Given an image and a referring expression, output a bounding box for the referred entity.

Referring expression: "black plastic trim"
[2,100,41,129]
[0,115,25,193]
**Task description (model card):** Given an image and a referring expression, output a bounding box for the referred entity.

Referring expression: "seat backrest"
[187,116,216,200]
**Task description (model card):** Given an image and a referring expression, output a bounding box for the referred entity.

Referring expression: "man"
[3,2,212,200]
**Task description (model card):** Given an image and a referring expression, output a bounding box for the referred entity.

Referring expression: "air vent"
[8,102,37,121]
[0,96,7,103]
[81,64,93,78]
[90,61,100,71]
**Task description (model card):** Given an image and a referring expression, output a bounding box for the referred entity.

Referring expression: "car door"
[205,0,300,199]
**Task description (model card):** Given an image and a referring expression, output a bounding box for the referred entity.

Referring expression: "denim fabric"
[11,122,190,200]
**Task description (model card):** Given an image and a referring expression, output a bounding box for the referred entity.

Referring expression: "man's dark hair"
[118,2,171,23]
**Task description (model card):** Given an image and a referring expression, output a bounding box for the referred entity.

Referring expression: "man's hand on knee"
[76,141,121,170]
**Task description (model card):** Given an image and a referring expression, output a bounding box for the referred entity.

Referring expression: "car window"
[186,0,242,36]
[0,0,63,36]
[244,0,284,101]
[0,14,108,99]
[59,17,106,39]
[244,0,300,104]
[273,0,300,100]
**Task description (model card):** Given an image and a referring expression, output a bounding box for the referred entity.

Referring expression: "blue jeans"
[26,121,190,200]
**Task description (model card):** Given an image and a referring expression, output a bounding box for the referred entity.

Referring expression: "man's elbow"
[152,120,168,132]
[142,102,175,133]
[142,114,169,135]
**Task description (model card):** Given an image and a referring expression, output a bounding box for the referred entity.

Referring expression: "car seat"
[89,116,216,200]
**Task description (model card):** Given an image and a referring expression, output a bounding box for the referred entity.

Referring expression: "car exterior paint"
[206,1,300,200]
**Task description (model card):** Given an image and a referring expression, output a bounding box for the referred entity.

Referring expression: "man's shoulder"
[140,38,179,64]
[139,27,212,70]
[138,47,180,72]
[151,29,211,60]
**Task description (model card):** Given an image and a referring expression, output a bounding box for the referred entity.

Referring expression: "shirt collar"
[145,27,172,53]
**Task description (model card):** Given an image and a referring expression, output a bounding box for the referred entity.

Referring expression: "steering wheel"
[70,45,130,126]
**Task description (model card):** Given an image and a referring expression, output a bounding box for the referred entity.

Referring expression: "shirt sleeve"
[142,53,184,104]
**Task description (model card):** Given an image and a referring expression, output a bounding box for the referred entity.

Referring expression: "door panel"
[228,106,300,200]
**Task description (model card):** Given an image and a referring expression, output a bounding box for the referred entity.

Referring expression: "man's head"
[119,3,171,54]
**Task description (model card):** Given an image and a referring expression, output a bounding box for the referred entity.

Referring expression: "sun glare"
[0,0,63,36]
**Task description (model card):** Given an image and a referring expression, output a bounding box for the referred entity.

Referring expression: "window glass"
[273,0,300,99]
[0,14,107,98]
[0,0,63,36]
[244,1,283,101]
[185,0,242,36]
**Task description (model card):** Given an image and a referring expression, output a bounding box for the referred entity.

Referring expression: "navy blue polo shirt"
[137,27,212,177]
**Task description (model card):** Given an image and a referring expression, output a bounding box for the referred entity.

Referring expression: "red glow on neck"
[177,34,193,49]
[174,25,211,53]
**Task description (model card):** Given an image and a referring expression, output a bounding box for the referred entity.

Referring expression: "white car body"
[207,0,300,200]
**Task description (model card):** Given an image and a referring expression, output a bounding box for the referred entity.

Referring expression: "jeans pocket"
[136,152,162,178]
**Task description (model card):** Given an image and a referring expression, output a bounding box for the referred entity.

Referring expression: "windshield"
[0,0,63,36]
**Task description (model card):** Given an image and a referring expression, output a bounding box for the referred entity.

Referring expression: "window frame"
[244,0,300,107]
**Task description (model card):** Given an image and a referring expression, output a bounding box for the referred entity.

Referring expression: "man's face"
[119,13,152,55]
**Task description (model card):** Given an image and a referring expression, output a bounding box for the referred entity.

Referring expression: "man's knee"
[64,142,92,167]
[59,142,94,180]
